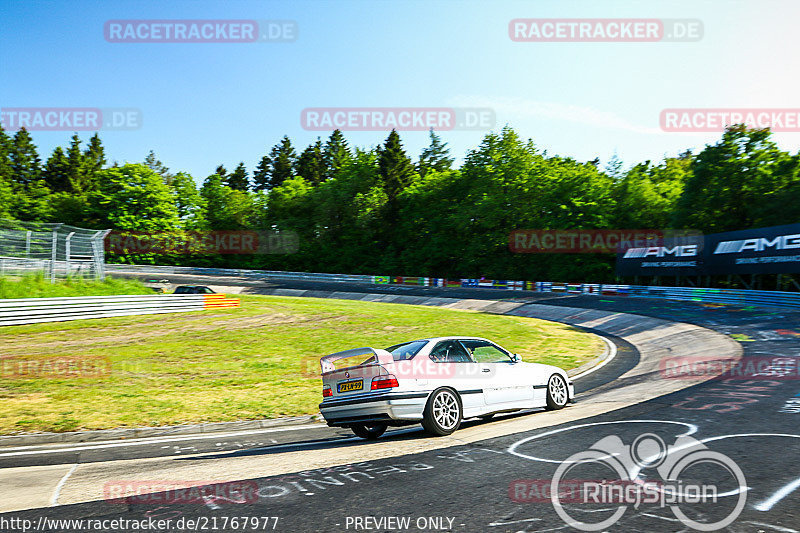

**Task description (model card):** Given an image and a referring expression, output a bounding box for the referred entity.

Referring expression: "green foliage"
[89,164,180,231]
[672,125,799,232]
[4,125,799,283]
[225,162,249,191]
[0,273,152,299]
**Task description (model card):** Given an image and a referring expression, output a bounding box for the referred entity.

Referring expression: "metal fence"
[0,220,110,281]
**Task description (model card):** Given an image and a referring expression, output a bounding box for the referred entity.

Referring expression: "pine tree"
[378,130,415,202]
[65,134,87,192]
[84,133,106,175]
[322,129,351,180]
[268,136,296,189]
[252,153,272,192]
[9,128,42,186]
[214,164,228,183]
[296,140,324,185]
[226,162,249,191]
[417,129,453,177]
[144,150,173,184]
[44,146,71,192]
[0,124,12,184]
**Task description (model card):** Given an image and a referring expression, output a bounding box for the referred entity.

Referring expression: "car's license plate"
[338,380,363,393]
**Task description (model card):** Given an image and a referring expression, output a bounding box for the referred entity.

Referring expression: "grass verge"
[0,294,603,434]
[0,273,152,299]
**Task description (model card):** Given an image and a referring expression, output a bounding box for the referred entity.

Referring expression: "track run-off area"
[3,273,800,532]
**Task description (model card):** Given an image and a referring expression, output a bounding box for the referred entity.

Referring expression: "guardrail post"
[25,231,31,258]
[65,232,75,278]
[50,226,58,283]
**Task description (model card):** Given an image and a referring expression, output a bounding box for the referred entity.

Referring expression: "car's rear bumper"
[319,391,429,427]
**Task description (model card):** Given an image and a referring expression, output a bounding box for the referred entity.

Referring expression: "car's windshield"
[386,340,428,361]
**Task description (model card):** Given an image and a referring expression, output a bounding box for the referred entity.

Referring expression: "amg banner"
[615,234,705,277]
[705,223,800,275]
[616,223,800,276]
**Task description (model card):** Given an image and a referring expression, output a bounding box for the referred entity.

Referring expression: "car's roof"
[398,336,492,344]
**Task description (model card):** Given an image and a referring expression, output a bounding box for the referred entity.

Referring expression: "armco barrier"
[0,294,240,327]
[103,263,800,310]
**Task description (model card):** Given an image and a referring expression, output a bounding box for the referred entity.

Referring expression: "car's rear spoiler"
[320,347,394,374]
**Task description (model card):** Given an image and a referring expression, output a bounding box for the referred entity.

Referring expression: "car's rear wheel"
[422,388,462,436]
[351,423,388,440]
[545,374,569,410]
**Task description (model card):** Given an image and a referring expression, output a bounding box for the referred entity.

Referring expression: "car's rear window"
[386,340,427,361]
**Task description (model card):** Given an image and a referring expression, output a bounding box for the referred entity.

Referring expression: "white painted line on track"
[569,335,617,382]
[49,462,78,506]
[0,424,325,457]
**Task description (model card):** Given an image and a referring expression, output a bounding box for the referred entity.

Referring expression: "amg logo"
[623,245,698,258]
[714,234,800,254]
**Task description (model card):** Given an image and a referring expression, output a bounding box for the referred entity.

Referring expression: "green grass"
[0,273,152,299]
[0,294,603,434]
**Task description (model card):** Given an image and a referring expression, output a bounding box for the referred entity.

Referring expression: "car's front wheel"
[545,374,569,410]
[422,388,462,436]
[351,423,388,440]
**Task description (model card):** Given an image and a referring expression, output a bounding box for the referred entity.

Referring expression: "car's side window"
[460,340,511,364]
[429,341,472,363]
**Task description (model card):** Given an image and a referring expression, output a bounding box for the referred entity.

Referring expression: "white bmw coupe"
[319,337,574,439]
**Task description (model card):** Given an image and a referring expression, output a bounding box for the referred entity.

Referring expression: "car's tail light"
[322,386,333,398]
[371,375,399,390]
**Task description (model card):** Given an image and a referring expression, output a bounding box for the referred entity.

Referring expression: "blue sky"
[2,0,800,182]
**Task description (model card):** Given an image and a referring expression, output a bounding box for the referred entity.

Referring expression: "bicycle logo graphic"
[550,433,747,531]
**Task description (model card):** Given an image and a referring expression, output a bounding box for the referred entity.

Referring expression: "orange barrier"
[203,294,241,309]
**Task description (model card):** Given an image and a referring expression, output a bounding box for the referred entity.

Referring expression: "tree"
[9,128,41,186]
[200,174,255,230]
[672,125,797,232]
[90,164,180,231]
[296,140,324,186]
[226,162,249,191]
[417,129,453,177]
[65,133,89,192]
[43,146,71,192]
[323,129,351,180]
[84,133,106,177]
[170,172,204,227]
[268,136,296,190]
[377,130,415,202]
[0,124,12,184]
[252,153,272,192]
[144,150,174,184]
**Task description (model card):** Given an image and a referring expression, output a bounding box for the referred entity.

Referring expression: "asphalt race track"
[3,273,800,532]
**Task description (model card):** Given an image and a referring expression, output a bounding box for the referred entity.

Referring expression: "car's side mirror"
[511,354,520,363]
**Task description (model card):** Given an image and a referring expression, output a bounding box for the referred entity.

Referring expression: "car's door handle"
[482,368,491,373]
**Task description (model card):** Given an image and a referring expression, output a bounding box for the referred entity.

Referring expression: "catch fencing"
[0,220,110,281]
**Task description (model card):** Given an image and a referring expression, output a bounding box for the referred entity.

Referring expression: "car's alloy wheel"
[422,388,462,436]
[351,423,388,440]
[545,374,569,410]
